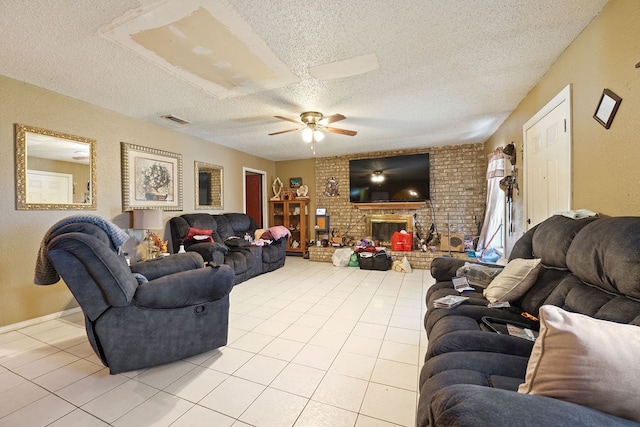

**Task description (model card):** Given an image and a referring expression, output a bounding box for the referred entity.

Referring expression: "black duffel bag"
[357,251,392,271]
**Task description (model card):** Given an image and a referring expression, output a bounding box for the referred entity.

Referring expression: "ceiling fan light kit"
[302,127,324,143]
[269,111,357,154]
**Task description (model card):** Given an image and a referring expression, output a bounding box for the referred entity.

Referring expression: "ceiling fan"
[268,111,357,141]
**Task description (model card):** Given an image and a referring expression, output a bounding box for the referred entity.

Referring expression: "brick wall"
[314,144,487,245]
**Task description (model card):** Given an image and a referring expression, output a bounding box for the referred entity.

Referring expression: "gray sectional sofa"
[419,215,640,426]
[169,213,288,285]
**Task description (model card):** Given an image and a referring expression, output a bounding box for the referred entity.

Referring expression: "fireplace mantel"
[352,202,426,210]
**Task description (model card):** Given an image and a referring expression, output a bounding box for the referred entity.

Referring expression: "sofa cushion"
[483,258,541,303]
[224,213,256,234]
[518,305,640,422]
[213,215,235,240]
[179,214,222,243]
[566,217,640,299]
[530,215,598,268]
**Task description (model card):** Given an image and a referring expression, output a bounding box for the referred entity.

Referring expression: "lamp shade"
[132,209,164,230]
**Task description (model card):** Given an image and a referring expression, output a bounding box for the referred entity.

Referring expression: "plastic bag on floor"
[332,248,354,267]
[392,256,412,273]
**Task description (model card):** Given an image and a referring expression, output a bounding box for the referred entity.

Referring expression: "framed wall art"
[593,88,622,129]
[121,142,183,211]
[289,177,302,188]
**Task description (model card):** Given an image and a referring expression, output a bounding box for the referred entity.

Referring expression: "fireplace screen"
[366,214,413,244]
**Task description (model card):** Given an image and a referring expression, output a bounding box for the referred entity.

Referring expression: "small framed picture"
[289,177,302,188]
[593,88,622,129]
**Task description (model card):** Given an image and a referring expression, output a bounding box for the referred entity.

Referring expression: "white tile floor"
[0,256,433,427]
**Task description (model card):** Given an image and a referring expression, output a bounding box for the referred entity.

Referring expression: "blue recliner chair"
[36,217,234,374]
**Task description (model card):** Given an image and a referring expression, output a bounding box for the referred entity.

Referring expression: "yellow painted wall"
[0,75,275,327]
[484,0,640,250]
[274,158,316,243]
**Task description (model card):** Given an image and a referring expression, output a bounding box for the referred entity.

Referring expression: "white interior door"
[523,85,572,229]
[27,170,73,204]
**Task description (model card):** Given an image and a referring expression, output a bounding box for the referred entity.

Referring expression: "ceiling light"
[314,130,324,141]
[302,127,313,143]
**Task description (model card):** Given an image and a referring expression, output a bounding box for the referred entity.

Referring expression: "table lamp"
[132,209,164,259]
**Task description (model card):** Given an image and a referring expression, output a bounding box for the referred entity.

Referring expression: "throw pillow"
[518,305,640,422]
[483,258,541,303]
[184,227,214,243]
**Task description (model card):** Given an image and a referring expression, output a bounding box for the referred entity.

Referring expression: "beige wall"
[0,75,275,327]
[484,0,640,251]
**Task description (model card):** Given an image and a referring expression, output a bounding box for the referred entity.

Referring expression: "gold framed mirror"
[15,123,97,210]
[195,161,223,210]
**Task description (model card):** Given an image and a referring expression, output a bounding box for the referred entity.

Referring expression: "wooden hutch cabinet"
[269,199,309,254]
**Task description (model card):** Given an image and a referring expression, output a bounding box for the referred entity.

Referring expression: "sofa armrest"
[420,384,637,427]
[186,242,228,264]
[130,252,204,281]
[134,264,234,309]
[430,257,468,281]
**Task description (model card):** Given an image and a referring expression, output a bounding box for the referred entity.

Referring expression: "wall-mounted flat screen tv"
[349,153,430,203]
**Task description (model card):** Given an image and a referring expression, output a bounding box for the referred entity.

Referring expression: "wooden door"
[245,172,263,227]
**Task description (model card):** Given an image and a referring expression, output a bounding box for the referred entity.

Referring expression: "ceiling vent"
[161,114,191,125]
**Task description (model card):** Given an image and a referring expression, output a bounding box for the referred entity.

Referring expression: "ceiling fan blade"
[324,126,357,136]
[321,113,346,125]
[268,128,300,136]
[274,115,301,124]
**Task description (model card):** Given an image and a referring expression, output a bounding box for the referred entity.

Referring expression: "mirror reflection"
[16,123,96,210]
[195,161,223,209]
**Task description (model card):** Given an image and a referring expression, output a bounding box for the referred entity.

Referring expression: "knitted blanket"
[34,215,130,285]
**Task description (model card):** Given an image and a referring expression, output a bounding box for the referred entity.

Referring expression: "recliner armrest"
[130,252,204,281]
[133,263,234,309]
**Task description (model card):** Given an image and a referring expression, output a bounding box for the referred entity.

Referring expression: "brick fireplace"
[307,144,487,269]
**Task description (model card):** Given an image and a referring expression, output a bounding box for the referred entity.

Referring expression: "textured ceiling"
[0,0,607,161]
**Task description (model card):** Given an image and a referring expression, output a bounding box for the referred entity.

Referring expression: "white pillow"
[518,305,640,422]
[482,258,541,303]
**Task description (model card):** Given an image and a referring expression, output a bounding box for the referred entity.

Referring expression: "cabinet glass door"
[272,202,285,227]
[288,201,302,250]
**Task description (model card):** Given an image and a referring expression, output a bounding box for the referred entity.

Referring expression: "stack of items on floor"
[418,214,640,427]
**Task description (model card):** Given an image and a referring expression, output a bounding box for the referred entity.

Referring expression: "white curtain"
[477,149,506,254]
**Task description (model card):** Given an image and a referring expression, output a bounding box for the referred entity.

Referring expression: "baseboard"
[0,307,82,335]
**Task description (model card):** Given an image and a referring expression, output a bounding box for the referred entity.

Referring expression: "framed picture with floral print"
[121,142,183,211]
